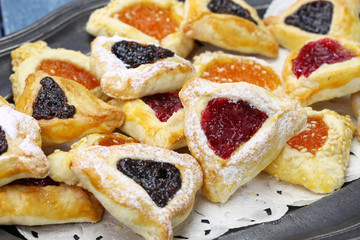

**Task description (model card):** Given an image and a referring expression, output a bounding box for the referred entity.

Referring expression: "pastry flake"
[15,71,125,146]
[181,0,279,57]
[179,78,307,203]
[90,35,195,99]
[86,0,194,57]
[70,143,203,240]
[264,0,360,50]
[265,107,355,194]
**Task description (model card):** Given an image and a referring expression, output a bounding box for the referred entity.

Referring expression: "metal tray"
[0,0,359,239]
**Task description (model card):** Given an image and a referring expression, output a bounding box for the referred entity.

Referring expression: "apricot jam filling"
[142,93,183,122]
[292,38,355,78]
[201,98,268,159]
[287,116,328,155]
[114,3,179,40]
[38,59,99,90]
[200,58,281,91]
[98,136,136,146]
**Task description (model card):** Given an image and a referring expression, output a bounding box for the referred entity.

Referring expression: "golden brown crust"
[264,0,360,50]
[265,107,355,193]
[0,96,10,106]
[15,71,124,146]
[181,0,278,57]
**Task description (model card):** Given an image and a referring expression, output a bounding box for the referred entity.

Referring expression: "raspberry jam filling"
[0,126,8,155]
[292,38,355,78]
[114,3,179,40]
[38,59,100,90]
[9,177,60,187]
[287,116,328,155]
[201,98,268,159]
[201,58,281,90]
[117,158,181,208]
[142,93,183,122]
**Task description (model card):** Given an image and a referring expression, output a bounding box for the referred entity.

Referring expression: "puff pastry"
[179,78,307,203]
[0,105,49,187]
[282,36,360,106]
[10,41,105,103]
[0,96,10,106]
[193,51,284,93]
[70,143,203,240]
[86,0,194,57]
[350,91,360,139]
[15,71,125,146]
[90,35,195,99]
[181,0,278,57]
[264,0,360,50]
[265,107,355,193]
[108,92,186,150]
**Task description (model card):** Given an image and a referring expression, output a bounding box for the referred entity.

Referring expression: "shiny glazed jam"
[114,3,179,40]
[39,59,99,90]
[201,98,268,159]
[10,177,60,187]
[98,135,136,146]
[0,126,8,155]
[142,93,183,122]
[117,158,181,208]
[200,58,281,90]
[287,116,328,155]
[292,38,355,78]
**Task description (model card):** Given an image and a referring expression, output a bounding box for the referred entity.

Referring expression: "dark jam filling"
[207,0,257,25]
[141,93,183,122]
[292,38,355,78]
[111,40,175,69]
[285,1,333,34]
[117,158,181,208]
[32,77,76,120]
[201,98,268,159]
[0,126,8,155]
[9,177,60,187]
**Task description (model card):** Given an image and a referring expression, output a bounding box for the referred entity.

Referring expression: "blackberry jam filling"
[0,126,8,155]
[10,177,60,187]
[117,158,181,207]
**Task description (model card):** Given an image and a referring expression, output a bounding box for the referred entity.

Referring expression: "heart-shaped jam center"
[285,1,333,34]
[142,93,183,122]
[117,158,181,208]
[0,126,8,155]
[111,40,174,69]
[201,98,268,159]
[287,116,328,155]
[32,77,76,120]
[292,38,355,78]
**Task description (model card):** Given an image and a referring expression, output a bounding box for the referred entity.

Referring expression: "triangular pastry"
[265,107,355,193]
[264,0,360,50]
[181,0,279,57]
[15,71,125,146]
[10,41,105,103]
[282,36,360,106]
[69,143,203,240]
[90,35,195,99]
[179,78,307,203]
[86,0,194,57]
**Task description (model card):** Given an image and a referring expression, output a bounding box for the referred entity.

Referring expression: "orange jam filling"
[200,58,281,91]
[98,136,136,146]
[287,116,328,155]
[114,3,179,40]
[38,59,99,90]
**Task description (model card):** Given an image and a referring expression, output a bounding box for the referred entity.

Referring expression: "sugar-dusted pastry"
[108,92,186,149]
[350,91,360,139]
[265,107,355,193]
[70,143,203,240]
[10,41,105,103]
[282,36,360,106]
[181,0,278,57]
[0,105,49,187]
[90,35,195,99]
[15,71,125,146]
[179,78,307,203]
[49,132,137,185]
[193,51,283,93]
[0,178,103,225]
[86,0,194,57]
[264,0,360,50]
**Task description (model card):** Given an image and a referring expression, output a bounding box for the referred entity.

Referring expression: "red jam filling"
[292,38,355,78]
[141,93,183,122]
[201,98,268,159]
[287,116,328,155]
